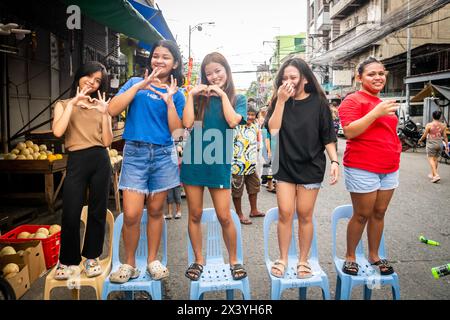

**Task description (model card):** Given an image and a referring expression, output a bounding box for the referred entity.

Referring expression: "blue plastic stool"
[332,204,400,300]
[263,207,330,300]
[187,208,251,300]
[102,210,167,300]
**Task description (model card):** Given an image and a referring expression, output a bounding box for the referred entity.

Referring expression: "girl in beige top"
[52,61,113,280]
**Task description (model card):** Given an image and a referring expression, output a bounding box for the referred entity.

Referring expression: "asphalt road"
[21,138,450,300]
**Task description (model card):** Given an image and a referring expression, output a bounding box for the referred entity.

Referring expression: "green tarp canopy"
[62,0,163,44]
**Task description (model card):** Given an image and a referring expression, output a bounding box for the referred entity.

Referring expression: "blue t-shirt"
[180,94,247,189]
[117,77,186,145]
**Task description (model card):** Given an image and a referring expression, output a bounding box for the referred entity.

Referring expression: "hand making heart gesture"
[134,68,162,91]
[148,75,179,104]
[71,86,91,108]
[90,91,111,114]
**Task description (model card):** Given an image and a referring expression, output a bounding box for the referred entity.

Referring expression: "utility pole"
[188,24,191,61]
[277,39,280,69]
[406,0,412,111]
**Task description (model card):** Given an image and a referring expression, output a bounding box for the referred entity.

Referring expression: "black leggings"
[59,146,111,265]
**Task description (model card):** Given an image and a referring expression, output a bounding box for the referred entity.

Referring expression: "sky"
[156,0,308,90]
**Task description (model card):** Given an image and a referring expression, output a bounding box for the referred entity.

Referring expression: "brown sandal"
[270,259,286,278]
[297,261,313,279]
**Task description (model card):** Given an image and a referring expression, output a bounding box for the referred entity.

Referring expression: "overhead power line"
[310,0,450,66]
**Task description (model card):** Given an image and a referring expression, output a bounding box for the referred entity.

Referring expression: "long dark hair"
[70,61,108,98]
[195,52,236,121]
[269,57,327,112]
[148,40,184,86]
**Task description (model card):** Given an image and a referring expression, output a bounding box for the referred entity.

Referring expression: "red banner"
[186,57,193,87]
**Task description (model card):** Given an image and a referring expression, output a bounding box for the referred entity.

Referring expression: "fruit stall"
[0,140,66,215]
[0,138,124,215]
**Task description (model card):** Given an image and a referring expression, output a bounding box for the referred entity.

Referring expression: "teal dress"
[181,94,247,189]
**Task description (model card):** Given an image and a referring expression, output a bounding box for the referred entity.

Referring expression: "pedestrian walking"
[418,110,449,183]
[338,56,400,276]
[108,40,185,283]
[181,52,248,282]
[52,61,112,280]
[266,57,339,279]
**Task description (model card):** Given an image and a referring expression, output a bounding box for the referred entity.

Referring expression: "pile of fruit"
[2,261,20,279]
[0,224,60,279]
[0,141,63,161]
[109,148,123,166]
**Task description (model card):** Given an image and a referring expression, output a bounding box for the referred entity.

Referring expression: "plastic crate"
[0,225,61,269]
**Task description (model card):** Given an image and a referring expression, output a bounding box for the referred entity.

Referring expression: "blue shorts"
[344,166,399,193]
[119,141,180,194]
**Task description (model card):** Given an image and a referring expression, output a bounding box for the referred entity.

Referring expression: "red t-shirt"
[339,91,401,174]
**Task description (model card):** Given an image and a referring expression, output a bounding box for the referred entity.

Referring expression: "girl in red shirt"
[338,57,401,276]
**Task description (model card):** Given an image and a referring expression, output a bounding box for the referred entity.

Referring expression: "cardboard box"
[0,241,46,285]
[0,254,30,299]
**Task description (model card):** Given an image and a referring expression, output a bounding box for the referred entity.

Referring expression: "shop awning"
[411,84,450,102]
[129,0,175,44]
[62,0,163,44]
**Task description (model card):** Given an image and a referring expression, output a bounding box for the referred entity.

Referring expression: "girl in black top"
[266,57,339,279]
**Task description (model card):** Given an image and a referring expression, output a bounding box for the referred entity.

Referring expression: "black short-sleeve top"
[267,94,336,184]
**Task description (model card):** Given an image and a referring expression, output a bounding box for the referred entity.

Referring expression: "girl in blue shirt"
[181,52,248,281]
[108,40,185,283]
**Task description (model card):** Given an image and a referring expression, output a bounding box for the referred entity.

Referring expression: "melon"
[16,142,26,150]
[36,227,49,236]
[39,144,47,152]
[0,246,16,257]
[17,231,31,239]
[48,224,61,235]
[25,140,34,148]
[33,232,47,239]
[3,263,19,275]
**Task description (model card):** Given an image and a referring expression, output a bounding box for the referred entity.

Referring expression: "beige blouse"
[56,99,105,151]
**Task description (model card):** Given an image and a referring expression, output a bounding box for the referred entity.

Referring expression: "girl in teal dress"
[181,52,248,281]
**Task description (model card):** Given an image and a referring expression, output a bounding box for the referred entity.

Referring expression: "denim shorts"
[344,166,399,193]
[119,141,180,194]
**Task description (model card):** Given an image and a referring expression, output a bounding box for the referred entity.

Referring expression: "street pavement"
[20,138,450,300]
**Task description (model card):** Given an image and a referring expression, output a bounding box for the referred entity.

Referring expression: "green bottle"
[431,264,450,279]
[419,235,440,246]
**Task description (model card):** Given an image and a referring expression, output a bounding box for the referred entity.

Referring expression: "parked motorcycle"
[0,277,16,300]
[397,119,425,152]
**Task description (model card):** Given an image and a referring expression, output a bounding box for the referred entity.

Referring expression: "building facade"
[307,0,450,106]
[270,33,307,72]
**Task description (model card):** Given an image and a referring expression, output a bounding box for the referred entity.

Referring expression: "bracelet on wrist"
[331,160,340,165]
